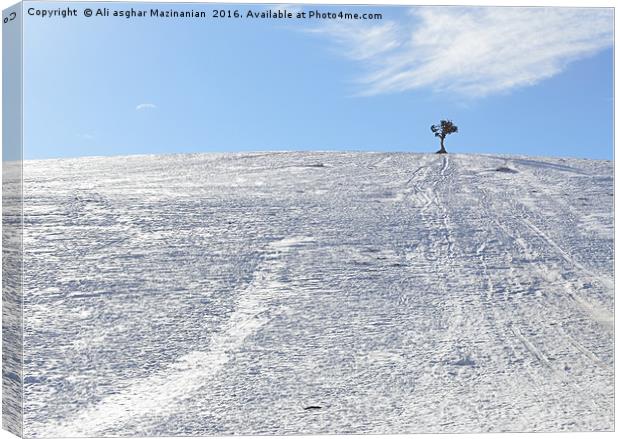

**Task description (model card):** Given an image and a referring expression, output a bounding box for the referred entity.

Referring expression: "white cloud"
[136,103,157,111]
[307,21,404,61]
[310,7,613,97]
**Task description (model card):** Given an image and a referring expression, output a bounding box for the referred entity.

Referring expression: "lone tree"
[431,120,458,154]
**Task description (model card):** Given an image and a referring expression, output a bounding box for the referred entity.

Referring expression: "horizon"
[19,148,614,163]
[16,2,615,160]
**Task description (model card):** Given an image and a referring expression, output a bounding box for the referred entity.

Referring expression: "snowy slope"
[20,152,613,436]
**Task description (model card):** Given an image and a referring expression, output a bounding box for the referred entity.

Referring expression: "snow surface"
[19,152,613,436]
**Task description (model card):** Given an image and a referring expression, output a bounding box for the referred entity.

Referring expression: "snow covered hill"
[20,152,613,435]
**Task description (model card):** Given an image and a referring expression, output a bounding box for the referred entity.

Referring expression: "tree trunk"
[437,136,447,154]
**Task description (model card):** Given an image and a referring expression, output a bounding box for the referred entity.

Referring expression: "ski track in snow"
[19,152,613,436]
[37,236,315,437]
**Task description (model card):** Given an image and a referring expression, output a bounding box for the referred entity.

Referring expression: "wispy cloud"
[136,103,157,111]
[308,21,404,61]
[310,7,613,97]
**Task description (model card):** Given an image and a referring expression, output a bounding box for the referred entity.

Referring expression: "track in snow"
[20,152,613,435]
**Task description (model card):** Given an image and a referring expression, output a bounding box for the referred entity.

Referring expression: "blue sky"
[22,2,614,159]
